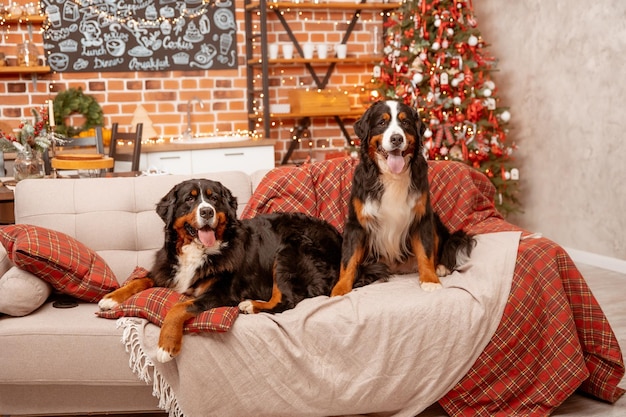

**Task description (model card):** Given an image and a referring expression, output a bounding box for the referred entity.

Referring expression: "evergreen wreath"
[53,88,104,138]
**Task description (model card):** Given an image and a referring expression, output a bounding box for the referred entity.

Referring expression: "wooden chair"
[50,126,114,177]
[108,123,143,172]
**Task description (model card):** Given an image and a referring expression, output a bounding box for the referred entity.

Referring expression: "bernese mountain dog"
[331,100,476,297]
[99,179,348,362]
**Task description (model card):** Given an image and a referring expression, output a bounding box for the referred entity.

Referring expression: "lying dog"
[331,100,475,296]
[99,179,349,362]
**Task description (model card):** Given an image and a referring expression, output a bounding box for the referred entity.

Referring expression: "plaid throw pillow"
[96,267,239,333]
[0,224,119,302]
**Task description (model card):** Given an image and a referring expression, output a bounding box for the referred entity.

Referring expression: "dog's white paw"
[436,264,451,277]
[156,347,175,363]
[238,300,255,314]
[420,282,443,292]
[98,297,119,311]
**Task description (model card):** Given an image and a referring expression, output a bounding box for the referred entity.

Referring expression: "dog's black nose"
[390,134,404,147]
[199,206,215,220]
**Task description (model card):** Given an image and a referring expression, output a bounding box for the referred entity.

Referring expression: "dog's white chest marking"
[172,241,221,294]
[363,172,419,263]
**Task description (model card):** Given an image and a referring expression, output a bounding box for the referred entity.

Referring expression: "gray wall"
[474,1,626,262]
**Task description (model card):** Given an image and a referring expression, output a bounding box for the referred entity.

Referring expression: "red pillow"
[0,224,119,302]
[96,267,239,333]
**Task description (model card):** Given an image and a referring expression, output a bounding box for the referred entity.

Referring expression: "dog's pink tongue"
[198,228,216,247]
[387,152,405,174]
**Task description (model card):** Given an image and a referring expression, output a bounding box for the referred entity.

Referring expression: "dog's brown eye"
[185,195,195,203]
[378,119,387,127]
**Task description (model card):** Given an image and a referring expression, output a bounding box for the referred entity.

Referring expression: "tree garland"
[53,88,104,138]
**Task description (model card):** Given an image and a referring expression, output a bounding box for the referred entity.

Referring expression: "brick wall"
[0,0,387,165]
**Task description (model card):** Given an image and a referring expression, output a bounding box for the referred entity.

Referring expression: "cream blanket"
[119,231,520,417]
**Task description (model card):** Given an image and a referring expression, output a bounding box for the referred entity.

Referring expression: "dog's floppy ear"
[354,100,382,140]
[216,181,238,219]
[414,107,426,137]
[353,113,369,141]
[156,183,182,224]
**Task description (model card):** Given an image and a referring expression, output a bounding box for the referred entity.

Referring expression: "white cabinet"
[144,151,192,175]
[140,142,275,175]
[191,146,275,174]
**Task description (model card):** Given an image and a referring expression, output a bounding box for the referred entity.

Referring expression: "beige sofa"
[0,158,623,416]
[0,170,267,416]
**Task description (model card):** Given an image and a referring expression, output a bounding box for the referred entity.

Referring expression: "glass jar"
[17,41,40,67]
[13,149,45,181]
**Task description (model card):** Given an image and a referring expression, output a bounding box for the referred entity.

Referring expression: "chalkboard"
[42,0,238,73]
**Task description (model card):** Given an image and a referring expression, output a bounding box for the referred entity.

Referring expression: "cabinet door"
[145,151,192,174]
[191,146,275,174]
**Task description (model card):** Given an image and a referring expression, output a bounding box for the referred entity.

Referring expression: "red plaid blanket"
[242,157,625,416]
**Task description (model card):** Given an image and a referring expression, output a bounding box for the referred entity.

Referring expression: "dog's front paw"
[97,296,119,311]
[156,347,176,363]
[420,282,443,292]
[330,281,352,297]
[436,264,451,277]
[238,300,255,314]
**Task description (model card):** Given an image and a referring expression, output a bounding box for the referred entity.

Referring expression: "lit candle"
[48,99,55,127]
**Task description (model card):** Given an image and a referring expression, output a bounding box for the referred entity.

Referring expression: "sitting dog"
[331,100,475,297]
[99,179,352,362]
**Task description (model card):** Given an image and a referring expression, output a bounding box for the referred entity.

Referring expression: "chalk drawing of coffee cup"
[214,9,235,30]
[48,52,69,71]
[106,39,126,57]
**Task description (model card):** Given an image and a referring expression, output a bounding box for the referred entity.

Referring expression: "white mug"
[303,43,315,59]
[282,43,294,59]
[317,44,329,59]
[335,44,347,59]
[268,43,279,60]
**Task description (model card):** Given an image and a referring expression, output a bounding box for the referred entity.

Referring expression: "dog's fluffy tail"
[353,262,391,289]
[436,216,476,273]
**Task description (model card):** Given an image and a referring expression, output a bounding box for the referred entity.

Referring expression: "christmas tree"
[375,0,520,215]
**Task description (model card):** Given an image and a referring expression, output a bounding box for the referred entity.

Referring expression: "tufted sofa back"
[13,171,266,284]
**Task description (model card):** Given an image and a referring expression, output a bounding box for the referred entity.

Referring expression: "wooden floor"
[13,264,626,417]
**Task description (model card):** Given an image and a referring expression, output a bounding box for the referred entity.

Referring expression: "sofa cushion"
[96,267,238,332]
[0,224,119,302]
[0,266,52,316]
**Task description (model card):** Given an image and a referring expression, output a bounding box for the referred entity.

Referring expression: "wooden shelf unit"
[0,14,50,79]
[0,65,50,74]
[244,0,398,163]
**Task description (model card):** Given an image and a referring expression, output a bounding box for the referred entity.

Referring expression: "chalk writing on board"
[42,0,238,73]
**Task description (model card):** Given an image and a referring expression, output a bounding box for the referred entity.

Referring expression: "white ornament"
[412,72,424,84]
[434,18,441,28]
[453,96,462,106]
[451,78,460,87]
[482,88,492,97]
[484,80,495,90]
[441,40,449,49]
[419,52,428,61]
[500,110,511,122]
[510,168,519,180]
[447,28,454,36]
[468,35,478,46]
[431,41,441,51]
[423,128,433,138]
